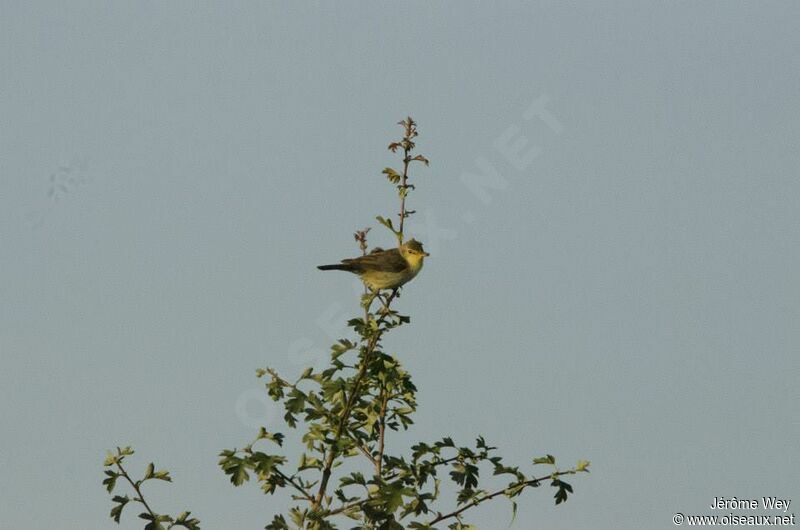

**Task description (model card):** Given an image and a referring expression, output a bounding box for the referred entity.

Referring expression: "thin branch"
[427,470,576,526]
[313,265,403,508]
[397,119,414,241]
[376,390,389,477]
[381,453,464,483]
[343,430,379,468]
[314,118,415,512]
[274,468,315,503]
[325,497,369,518]
[313,305,392,507]
[115,461,157,520]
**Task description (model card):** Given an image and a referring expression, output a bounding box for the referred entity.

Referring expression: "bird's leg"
[376,288,400,315]
[376,290,393,315]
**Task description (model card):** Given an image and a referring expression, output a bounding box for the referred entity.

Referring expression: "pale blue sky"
[1,2,798,529]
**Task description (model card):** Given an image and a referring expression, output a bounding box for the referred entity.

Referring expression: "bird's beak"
[423,251,430,257]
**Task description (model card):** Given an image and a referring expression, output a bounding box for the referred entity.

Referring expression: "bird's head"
[400,239,430,266]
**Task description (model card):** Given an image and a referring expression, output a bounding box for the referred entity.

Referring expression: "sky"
[1,2,799,529]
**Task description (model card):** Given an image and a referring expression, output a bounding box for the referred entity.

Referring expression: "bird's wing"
[342,248,407,273]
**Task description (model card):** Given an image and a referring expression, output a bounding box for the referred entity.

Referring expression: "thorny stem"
[427,470,577,526]
[397,118,415,242]
[115,461,158,521]
[345,431,380,468]
[398,151,410,241]
[376,390,389,477]
[313,289,400,509]
[313,344,372,507]
[324,497,369,518]
[275,468,315,503]
[379,454,464,484]
[323,469,576,527]
[352,227,388,475]
[313,118,421,517]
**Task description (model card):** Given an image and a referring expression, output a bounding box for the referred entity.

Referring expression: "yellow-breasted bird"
[317,239,429,290]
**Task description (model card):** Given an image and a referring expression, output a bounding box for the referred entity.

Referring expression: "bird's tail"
[317,263,352,271]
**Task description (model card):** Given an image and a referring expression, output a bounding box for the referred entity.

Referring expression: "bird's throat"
[405,254,425,274]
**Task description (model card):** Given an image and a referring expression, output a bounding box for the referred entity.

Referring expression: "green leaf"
[533,454,556,466]
[340,472,367,487]
[173,511,201,530]
[298,453,321,471]
[251,452,286,476]
[373,481,414,515]
[376,215,397,233]
[411,154,430,166]
[102,470,118,493]
[109,495,129,523]
[257,429,284,446]
[151,469,171,482]
[265,514,289,530]
[449,462,479,489]
[289,507,306,527]
[230,463,250,485]
[552,479,573,505]
[457,487,479,505]
[331,339,355,359]
[378,519,404,530]
[505,483,526,498]
[218,453,251,486]
[382,167,402,184]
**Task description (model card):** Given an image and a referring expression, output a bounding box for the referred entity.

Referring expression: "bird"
[317,239,429,291]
